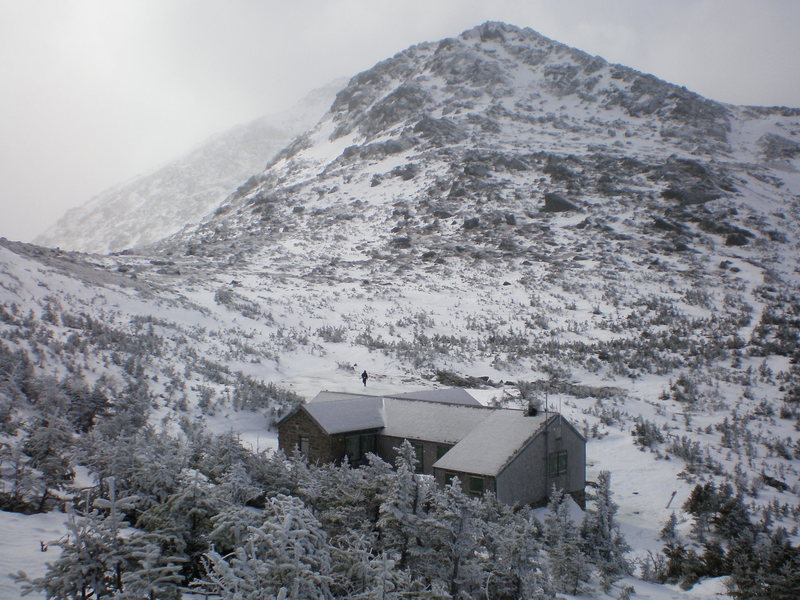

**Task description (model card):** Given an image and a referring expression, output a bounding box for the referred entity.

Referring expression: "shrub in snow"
[196,494,333,600]
[13,480,184,600]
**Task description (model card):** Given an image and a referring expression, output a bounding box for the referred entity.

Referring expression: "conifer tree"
[728,527,800,600]
[22,412,75,510]
[329,529,412,599]
[0,443,43,510]
[247,448,296,498]
[582,470,631,589]
[213,461,261,506]
[484,505,553,600]
[113,535,185,600]
[422,478,486,599]
[309,458,374,538]
[198,494,333,600]
[544,488,590,595]
[207,504,263,555]
[12,478,139,598]
[136,474,220,581]
[376,440,427,569]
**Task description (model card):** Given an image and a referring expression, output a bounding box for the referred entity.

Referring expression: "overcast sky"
[1,0,798,243]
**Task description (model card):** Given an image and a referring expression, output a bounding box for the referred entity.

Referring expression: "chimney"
[524,399,540,417]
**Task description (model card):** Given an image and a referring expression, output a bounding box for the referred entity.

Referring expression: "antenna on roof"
[545,381,549,414]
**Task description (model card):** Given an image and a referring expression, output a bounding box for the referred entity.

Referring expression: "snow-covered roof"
[303,396,384,434]
[382,398,491,444]
[386,388,482,406]
[309,390,371,403]
[302,390,487,439]
[432,411,552,476]
[301,391,554,471]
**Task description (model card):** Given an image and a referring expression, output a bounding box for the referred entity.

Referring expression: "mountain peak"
[318,20,729,154]
[155,21,797,295]
[460,20,552,44]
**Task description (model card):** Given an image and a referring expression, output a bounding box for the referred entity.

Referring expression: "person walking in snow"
[361,370,368,386]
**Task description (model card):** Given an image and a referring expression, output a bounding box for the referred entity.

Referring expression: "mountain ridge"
[34,80,345,254]
[154,22,798,281]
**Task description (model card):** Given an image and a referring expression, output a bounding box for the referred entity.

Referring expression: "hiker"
[361,370,368,386]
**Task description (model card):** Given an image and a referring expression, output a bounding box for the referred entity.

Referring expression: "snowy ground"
[205,410,279,454]
[0,511,67,600]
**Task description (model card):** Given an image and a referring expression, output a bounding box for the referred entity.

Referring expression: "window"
[436,444,452,460]
[344,433,377,466]
[468,476,485,497]
[345,435,360,462]
[360,433,376,455]
[548,450,568,476]
[297,436,310,456]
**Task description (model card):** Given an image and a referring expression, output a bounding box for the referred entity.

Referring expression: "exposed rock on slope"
[158,22,798,281]
[35,81,345,254]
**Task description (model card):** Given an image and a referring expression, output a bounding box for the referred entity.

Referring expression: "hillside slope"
[147,18,800,571]
[34,81,344,254]
[2,22,799,599]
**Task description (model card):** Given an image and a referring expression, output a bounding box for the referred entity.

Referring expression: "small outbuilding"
[277,389,585,507]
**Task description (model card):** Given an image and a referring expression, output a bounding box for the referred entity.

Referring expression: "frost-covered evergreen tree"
[64,376,111,433]
[483,504,553,600]
[198,430,251,483]
[376,440,427,569]
[306,458,376,538]
[582,471,631,589]
[352,451,394,524]
[422,478,486,599]
[198,494,333,600]
[207,504,263,555]
[13,512,122,599]
[329,529,412,599]
[136,474,220,581]
[544,488,590,595]
[23,412,75,510]
[659,512,679,544]
[728,527,800,600]
[0,443,44,511]
[113,535,185,600]
[246,448,297,498]
[213,461,262,506]
[12,479,138,598]
[77,427,190,513]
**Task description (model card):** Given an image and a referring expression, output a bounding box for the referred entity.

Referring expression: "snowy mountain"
[34,80,345,254]
[2,22,799,599]
[165,22,799,267]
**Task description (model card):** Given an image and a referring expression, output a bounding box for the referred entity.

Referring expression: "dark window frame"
[468,475,485,496]
[297,435,310,456]
[345,434,360,462]
[548,450,568,476]
[344,432,377,465]
[443,471,460,486]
